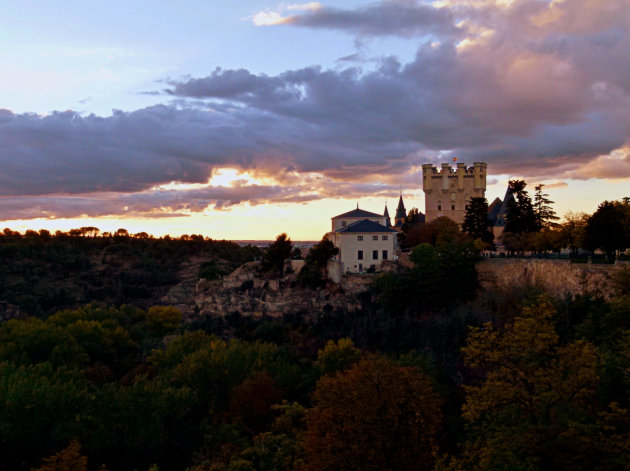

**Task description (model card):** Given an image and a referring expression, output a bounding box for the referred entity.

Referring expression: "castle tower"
[422,162,487,225]
[394,195,406,227]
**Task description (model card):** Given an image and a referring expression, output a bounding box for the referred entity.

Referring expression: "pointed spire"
[395,194,406,218]
[357,202,359,210]
[394,194,407,227]
[384,202,391,227]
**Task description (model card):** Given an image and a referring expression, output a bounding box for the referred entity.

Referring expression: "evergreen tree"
[533,184,559,229]
[397,207,423,251]
[504,180,537,234]
[584,201,629,260]
[462,197,494,248]
[261,233,293,275]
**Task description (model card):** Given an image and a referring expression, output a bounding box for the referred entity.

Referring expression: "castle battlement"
[422,162,487,224]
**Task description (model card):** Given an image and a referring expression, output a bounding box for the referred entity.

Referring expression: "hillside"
[0,230,260,318]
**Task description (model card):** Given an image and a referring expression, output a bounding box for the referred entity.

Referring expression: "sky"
[1,0,629,240]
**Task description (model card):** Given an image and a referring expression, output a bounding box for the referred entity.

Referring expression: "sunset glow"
[1,0,628,240]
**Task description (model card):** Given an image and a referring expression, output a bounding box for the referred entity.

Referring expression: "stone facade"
[330,229,397,273]
[422,162,487,225]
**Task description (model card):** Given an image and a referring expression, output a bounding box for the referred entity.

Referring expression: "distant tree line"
[0,228,261,316]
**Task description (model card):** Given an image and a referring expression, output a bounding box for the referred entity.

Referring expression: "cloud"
[544,181,569,189]
[0,173,405,220]
[2,0,630,221]
[563,146,630,180]
[250,1,458,37]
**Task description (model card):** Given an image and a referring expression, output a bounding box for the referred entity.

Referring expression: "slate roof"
[332,208,384,219]
[493,187,514,227]
[335,219,399,233]
[487,197,503,225]
[383,205,391,227]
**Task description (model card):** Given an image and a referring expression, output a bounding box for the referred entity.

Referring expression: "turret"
[422,161,488,225]
[384,204,391,227]
[394,195,406,227]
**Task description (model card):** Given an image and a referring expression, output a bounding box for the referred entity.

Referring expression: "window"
[382,235,388,240]
[357,235,363,241]
[438,205,442,211]
[341,220,347,226]
[372,235,378,240]
[358,250,363,260]
[372,250,378,260]
[382,250,388,260]
[451,204,455,210]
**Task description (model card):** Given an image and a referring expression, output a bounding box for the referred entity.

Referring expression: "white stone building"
[329,208,398,273]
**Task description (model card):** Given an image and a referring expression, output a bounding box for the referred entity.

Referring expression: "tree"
[302,356,442,471]
[560,211,589,256]
[315,338,361,376]
[504,180,537,234]
[459,298,630,470]
[403,217,465,250]
[533,184,559,229]
[462,197,494,248]
[261,233,293,275]
[397,207,423,251]
[299,236,339,286]
[584,201,629,260]
[31,440,89,471]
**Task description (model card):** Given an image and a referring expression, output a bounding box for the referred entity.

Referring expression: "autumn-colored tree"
[30,440,88,471]
[301,356,442,471]
[315,338,361,376]
[458,298,630,470]
[404,216,464,249]
[228,371,283,434]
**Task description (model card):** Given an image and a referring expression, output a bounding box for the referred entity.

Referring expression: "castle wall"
[422,162,487,224]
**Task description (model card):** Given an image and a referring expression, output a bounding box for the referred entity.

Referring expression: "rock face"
[478,259,628,300]
[160,257,629,320]
[161,260,376,319]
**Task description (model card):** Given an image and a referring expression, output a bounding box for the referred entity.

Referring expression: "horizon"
[1,0,629,239]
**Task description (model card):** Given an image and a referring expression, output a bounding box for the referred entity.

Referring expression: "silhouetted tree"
[462,197,494,248]
[533,184,559,229]
[504,180,537,234]
[262,233,293,275]
[584,201,629,260]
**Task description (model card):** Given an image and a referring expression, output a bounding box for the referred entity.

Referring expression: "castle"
[422,162,487,225]
[328,161,505,273]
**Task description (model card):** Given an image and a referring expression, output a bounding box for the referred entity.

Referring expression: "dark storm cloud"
[0,178,403,220]
[282,1,459,38]
[1,0,630,221]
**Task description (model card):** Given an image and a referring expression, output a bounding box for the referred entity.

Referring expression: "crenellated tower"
[422,162,487,225]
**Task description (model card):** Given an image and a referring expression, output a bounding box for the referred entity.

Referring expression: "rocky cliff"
[161,260,376,319]
[478,258,628,300]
